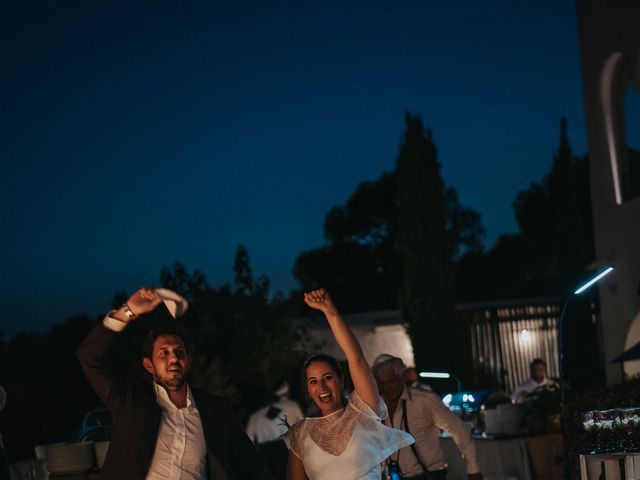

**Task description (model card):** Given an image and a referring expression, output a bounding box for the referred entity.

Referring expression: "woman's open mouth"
[318,392,333,403]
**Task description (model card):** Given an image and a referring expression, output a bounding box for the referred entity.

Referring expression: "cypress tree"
[396,113,458,372]
[551,117,589,287]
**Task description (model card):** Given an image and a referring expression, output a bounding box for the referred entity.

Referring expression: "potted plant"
[524,381,562,434]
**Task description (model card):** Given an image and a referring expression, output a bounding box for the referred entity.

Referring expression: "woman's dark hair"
[142,322,192,359]
[303,353,344,381]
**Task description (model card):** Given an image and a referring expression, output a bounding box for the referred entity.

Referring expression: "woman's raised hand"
[303,288,338,317]
[304,287,381,413]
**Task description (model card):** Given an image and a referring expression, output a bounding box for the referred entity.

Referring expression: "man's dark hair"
[530,358,546,371]
[142,323,192,359]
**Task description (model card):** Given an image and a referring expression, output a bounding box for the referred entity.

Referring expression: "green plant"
[524,381,562,416]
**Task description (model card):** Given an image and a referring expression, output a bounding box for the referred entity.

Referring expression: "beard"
[154,370,187,391]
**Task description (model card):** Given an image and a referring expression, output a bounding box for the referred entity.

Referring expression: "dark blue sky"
[2,1,587,335]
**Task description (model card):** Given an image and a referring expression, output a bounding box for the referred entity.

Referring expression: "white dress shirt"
[385,387,480,476]
[511,377,555,403]
[246,397,304,444]
[146,383,207,480]
[102,314,207,480]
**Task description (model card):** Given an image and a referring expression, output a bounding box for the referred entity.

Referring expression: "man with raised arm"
[77,287,272,480]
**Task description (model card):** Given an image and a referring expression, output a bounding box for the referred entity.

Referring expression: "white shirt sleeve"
[429,395,480,474]
[246,413,258,444]
[102,311,128,332]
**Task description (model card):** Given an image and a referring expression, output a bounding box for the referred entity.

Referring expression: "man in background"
[511,358,556,404]
[246,382,304,479]
[373,354,483,480]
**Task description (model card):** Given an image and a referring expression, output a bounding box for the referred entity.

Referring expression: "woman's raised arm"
[303,289,380,412]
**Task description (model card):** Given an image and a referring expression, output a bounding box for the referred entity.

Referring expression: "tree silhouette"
[293,127,484,313]
[396,113,460,372]
[456,118,594,301]
[159,251,307,413]
[0,250,309,461]
[293,171,401,312]
[0,316,98,460]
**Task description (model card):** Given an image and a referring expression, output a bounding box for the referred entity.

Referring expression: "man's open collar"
[153,382,195,409]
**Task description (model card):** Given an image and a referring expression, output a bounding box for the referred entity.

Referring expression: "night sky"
[2,1,587,335]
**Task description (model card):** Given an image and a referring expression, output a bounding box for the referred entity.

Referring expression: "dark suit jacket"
[77,322,272,480]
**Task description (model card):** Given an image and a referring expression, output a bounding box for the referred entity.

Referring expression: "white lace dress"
[282,391,414,480]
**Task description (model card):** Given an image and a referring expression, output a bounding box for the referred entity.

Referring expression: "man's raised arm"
[76,288,161,409]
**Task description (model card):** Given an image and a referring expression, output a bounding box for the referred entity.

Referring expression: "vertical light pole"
[559,265,614,478]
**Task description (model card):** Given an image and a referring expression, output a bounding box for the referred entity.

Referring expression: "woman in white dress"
[284,289,413,480]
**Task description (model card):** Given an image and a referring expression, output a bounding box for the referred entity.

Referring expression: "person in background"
[511,358,556,404]
[247,382,304,444]
[273,383,305,428]
[373,355,483,480]
[246,383,305,479]
[283,289,413,480]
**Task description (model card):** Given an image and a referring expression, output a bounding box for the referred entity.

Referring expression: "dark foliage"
[0,316,99,460]
[0,247,308,462]
[457,118,594,301]
[293,123,484,314]
[396,113,461,373]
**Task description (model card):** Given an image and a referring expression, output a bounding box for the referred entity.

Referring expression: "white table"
[580,453,640,480]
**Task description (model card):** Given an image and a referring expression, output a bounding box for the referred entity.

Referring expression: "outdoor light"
[519,329,532,344]
[419,371,450,379]
[419,371,462,392]
[560,265,615,386]
[573,266,614,295]
[558,265,615,478]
